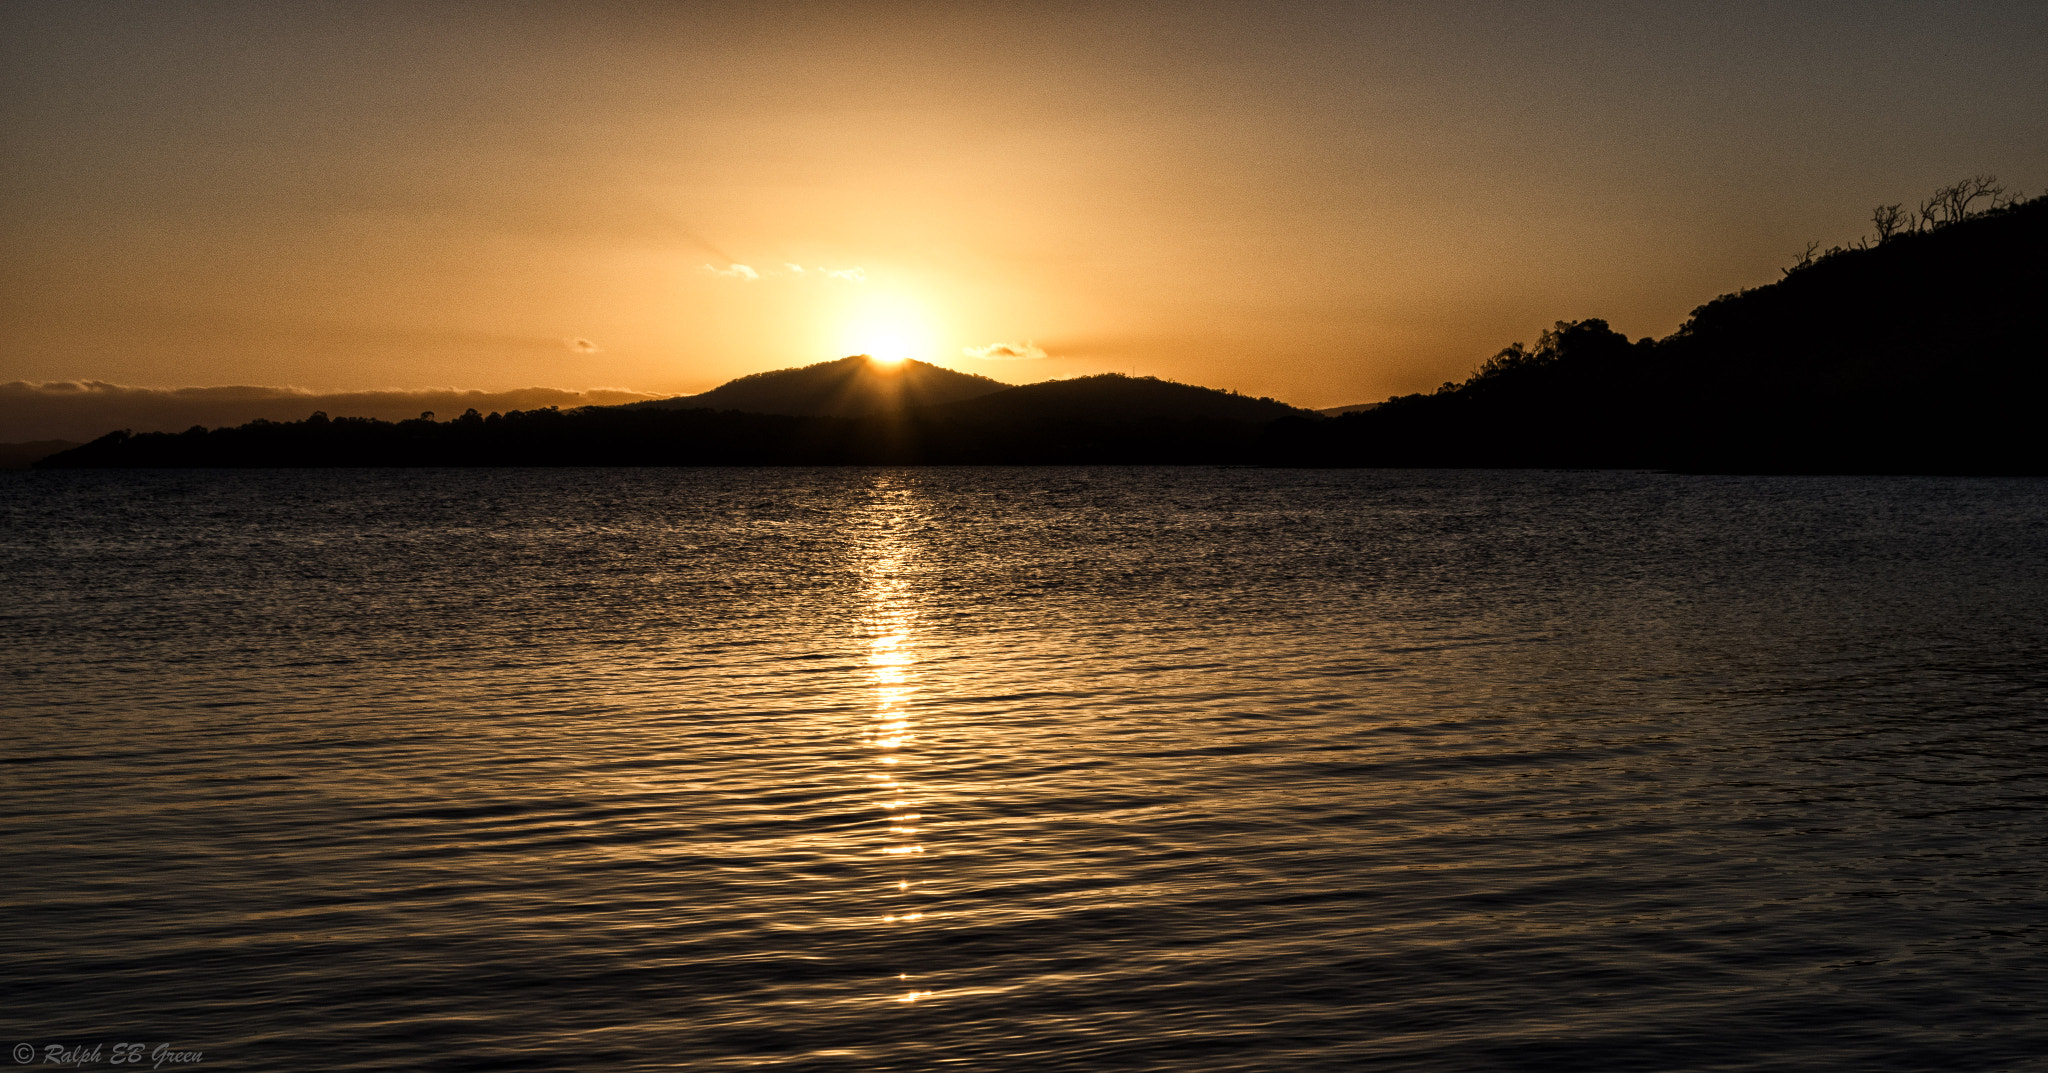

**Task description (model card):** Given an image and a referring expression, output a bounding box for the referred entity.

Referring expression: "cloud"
[1,381,664,443]
[566,337,601,353]
[703,262,865,283]
[962,340,1049,360]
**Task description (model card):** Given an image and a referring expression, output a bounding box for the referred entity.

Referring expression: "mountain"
[0,382,664,443]
[853,374,1318,464]
[1264,189,2048,473]
[628,355,1010,417]
[35,374,1312,467]
[929,374,1310,424]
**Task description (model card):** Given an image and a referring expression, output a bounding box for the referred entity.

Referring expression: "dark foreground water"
[3,468,2045,1072]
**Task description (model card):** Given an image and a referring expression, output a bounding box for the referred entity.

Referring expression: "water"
[3,468,2045,1071]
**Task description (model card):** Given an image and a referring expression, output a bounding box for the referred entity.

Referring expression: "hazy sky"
[3,1,2042,407]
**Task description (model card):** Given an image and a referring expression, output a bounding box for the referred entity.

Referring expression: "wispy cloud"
[703,262,865,282]
[962,340,1048,360]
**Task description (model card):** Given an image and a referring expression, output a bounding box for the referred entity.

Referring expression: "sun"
[839,294,936,365]
[862,338,911,366]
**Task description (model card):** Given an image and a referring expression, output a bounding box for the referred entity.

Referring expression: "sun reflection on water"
[856,476,934,1005]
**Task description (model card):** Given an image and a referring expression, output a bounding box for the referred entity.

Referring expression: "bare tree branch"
[1784,240,1821,276]
[1922,174,2005,229]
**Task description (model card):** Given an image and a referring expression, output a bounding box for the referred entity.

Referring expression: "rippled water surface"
[4,468,2046,1071]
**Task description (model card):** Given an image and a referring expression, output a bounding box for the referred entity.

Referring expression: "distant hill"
[35,374,1311,467]
[0,382,663,443]
[0,440,80,469]
[1265,184,2048,473]
[628,356,1009,417]
[1316,403,1380,417]
[930,374,1311,424]
[858,374,1317,464]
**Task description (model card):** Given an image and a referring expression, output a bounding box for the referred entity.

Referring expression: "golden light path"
[856,475,935,1005]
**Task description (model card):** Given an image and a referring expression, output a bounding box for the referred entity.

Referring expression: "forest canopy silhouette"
[40,180,2047,475]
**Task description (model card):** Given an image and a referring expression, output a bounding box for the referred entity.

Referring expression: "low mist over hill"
[0,382,662,443]
[629,356,1010,417]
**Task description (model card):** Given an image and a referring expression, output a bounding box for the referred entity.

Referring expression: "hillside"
[930,374,1309,424]
[35,374,1309,467]
[629,356,1009,417]
[1265,188,2048,473]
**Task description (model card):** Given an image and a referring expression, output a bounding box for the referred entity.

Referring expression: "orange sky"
[3,2,2044,409]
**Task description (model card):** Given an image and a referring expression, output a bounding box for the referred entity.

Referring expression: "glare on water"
[858,478,934,1004]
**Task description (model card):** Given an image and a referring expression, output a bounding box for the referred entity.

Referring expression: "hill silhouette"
[627,355,1009,417]
[0,439,80,469]
[36,373,1309,467]
[36,180,2046,473]
[875,374,1314,464]
[933,374,1306,424]
[1264,183,2047,473]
